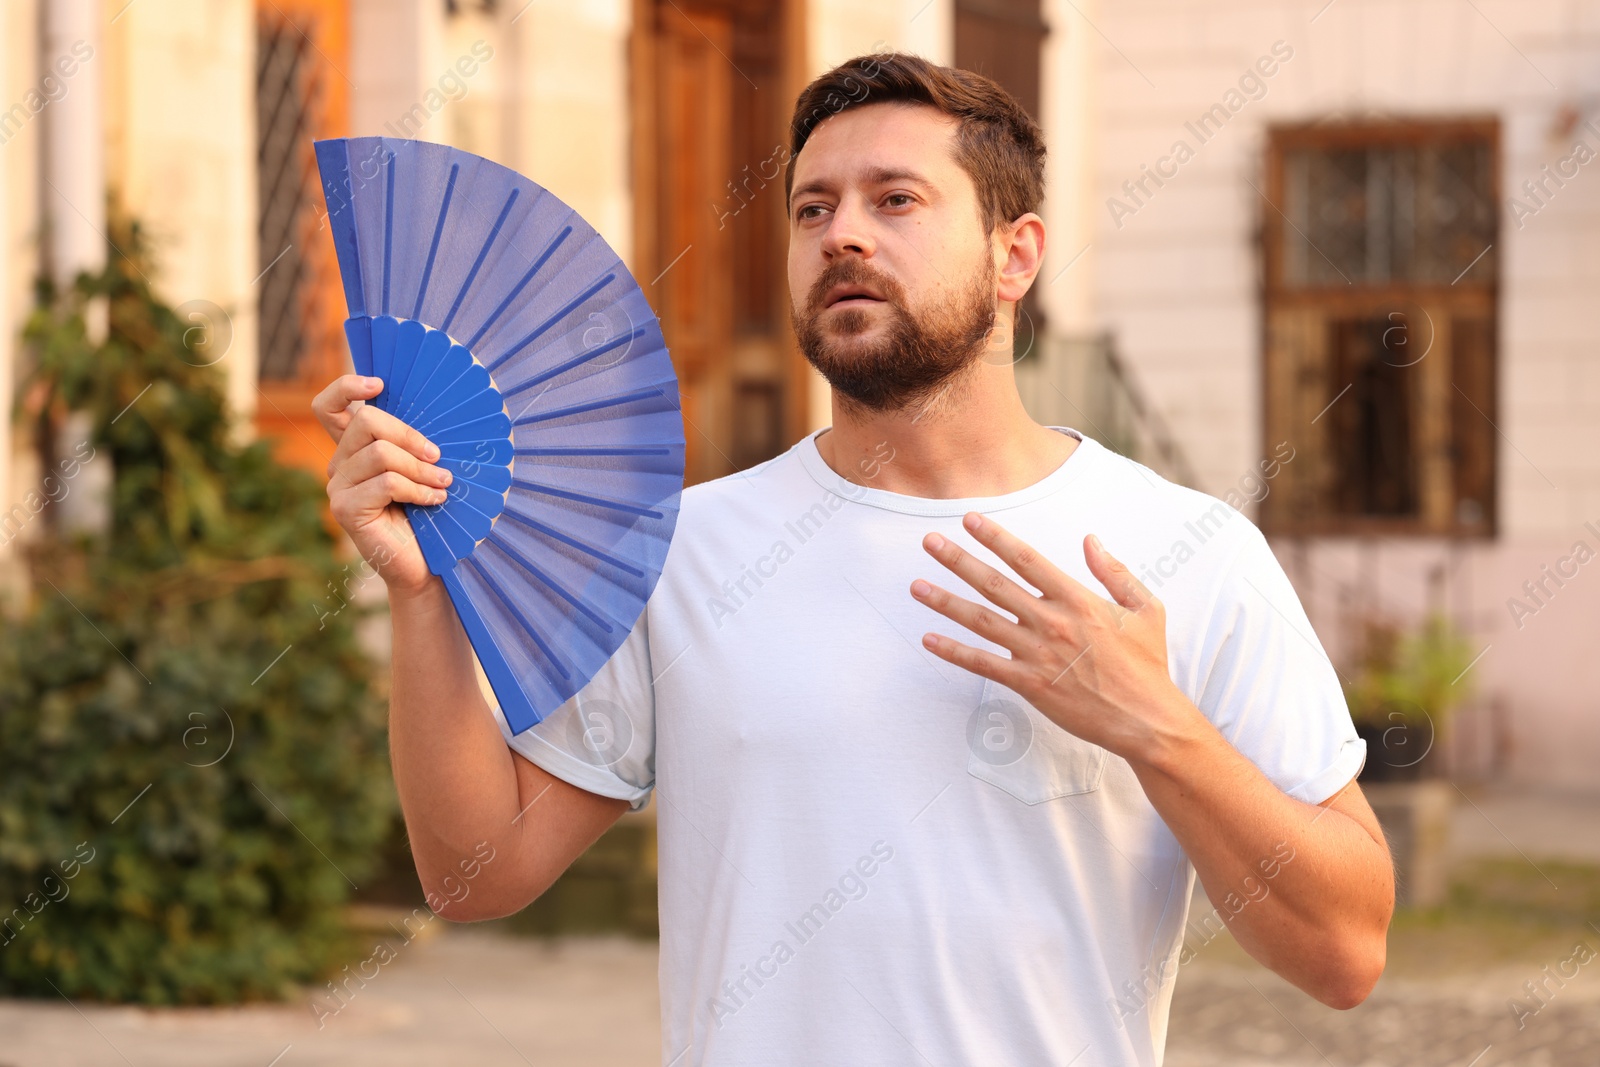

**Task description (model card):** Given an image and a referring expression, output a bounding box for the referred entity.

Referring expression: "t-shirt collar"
[795,425,1097,517]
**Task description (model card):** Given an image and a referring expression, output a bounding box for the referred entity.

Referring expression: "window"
[255,12,329,382]
[251,0,349,475]
[1260,121,1498,537]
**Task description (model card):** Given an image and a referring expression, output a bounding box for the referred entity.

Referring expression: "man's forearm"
[1128,693,1394,1008]
[387,578,533,908]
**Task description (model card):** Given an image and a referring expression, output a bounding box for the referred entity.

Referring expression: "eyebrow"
[788,166,936,212]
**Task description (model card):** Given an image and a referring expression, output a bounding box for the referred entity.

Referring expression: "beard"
[790,253,998,415]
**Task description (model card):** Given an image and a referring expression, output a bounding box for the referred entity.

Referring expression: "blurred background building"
[2,0,1596,793]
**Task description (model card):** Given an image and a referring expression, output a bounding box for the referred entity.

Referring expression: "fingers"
[919,630,1021,688]
[330,470,448,530]
[336,438,454,496]
[322,402,447,536]
[917,528,1045,624]
[328,402,440,480]
[958,512,1088,605]
[1084,533,1159,616]
[312,374,385,444]
[910,574,1029,656]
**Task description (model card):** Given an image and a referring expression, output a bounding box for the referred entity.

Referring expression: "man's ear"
[995,212,1045,306]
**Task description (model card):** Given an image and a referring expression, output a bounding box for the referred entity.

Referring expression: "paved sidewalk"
[1449,782,1600,865]
[0,932,660,1067]
[2,784,1594,1066]
[1165,953,1600,1067]
[10,928,1598,1067]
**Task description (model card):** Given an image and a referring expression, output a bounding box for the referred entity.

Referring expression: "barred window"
[1261,121,1498,538]
[255,11,328,382]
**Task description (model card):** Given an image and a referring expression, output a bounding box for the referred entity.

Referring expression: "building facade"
[2,0,1595,790]
[1081,0,1600,793]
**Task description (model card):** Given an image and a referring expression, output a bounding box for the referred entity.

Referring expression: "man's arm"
[388,577,630,920]
[1126,714,1390,1007]
[909,512,1393,1008]
[313,374,629,921]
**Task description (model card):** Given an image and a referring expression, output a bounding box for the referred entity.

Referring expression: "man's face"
[787,102,1005,414]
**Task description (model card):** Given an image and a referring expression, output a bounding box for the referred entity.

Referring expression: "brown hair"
[785,51,1046,236]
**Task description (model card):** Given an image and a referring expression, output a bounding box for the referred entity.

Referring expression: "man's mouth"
[823,283,887,309]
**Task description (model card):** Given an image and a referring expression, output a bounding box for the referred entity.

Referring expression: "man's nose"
[821,192,876,259]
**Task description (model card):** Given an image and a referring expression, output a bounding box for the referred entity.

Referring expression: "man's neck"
[813,363,1078,499]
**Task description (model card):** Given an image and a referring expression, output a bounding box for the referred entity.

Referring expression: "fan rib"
[412,371,501,436]
[513,445,672,457]
[429,494,491,557]
[465,556,572,682]
[412,162,461,321]
[486,533,614,634]
[405,503,456,577]
[390,347,456,425]
[313,140,366,317]
[500,327,646,401]
[443,476,506,521]
[382,156,396,315]
[438,566,540,732]
[485,272,616,373]
[497,507,647,579]
[434,437,515,454]
[385,316,441,409]
[437,461,510,496]
[510,478,665,519]
[400,361,475,427]
[443,188,521,335]
[438,491,503,547]
[512,386,665,427]
[465,225,571,350]
[369,315,399,408]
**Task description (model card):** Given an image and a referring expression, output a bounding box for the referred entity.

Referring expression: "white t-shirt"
[490,425,1365,1067]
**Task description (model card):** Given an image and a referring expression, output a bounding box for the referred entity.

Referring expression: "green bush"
[0,215,395,1003]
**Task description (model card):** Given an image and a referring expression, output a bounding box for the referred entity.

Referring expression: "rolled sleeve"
[1194,525,1366,806]
[487,605,658,813]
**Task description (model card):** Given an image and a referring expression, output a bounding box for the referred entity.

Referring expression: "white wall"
[1090,0,1600,528]
[809,0,953,70]
[350,0,442,142]
[106,0,258,429]
[1038,0,1097,334]
[504,0,633,261]
[1084,0,1600,791]
[346,0,633,297]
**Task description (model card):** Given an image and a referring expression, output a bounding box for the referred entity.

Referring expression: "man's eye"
[884,194,914,208]
[797,204,827,221]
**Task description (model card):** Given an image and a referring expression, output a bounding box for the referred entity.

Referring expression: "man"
[314,51,1392,1067]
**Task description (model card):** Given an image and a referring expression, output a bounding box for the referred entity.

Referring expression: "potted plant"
[1342,612,1478,907]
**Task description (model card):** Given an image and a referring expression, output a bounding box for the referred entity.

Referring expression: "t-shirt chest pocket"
[966,675,1109,804]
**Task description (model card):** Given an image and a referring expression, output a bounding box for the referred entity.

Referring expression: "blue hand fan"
[314,136,684,734]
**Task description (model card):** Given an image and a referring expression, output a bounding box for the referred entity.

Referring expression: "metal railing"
[1014,332,1199,489]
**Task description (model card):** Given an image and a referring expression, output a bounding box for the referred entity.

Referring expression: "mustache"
[806,260,904,313]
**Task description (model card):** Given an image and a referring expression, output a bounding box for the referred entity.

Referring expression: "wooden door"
[653,4,735,485]
[632,0,807,486]
[954,0,1048,350]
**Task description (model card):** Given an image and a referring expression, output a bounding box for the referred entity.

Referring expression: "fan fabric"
[314,136,684,734]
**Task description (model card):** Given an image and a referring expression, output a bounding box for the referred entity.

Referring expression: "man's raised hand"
[910,511,1202,763]
[312,374,451,599]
